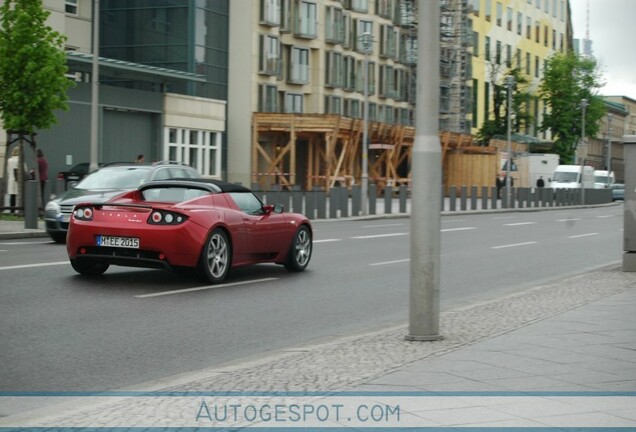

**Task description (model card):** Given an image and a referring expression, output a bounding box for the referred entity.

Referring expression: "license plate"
[97,235,139,248]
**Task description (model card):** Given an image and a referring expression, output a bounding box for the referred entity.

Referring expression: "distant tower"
[582,0,593,57]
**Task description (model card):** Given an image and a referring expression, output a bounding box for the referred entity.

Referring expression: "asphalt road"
[0,205,624,392]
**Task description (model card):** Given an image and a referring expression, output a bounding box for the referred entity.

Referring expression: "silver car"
[45,162,200,243]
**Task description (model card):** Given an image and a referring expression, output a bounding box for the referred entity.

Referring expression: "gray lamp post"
[580,98,588,204]
[360,32,372,216]
[505,76,514,207]
[606,114,612,172]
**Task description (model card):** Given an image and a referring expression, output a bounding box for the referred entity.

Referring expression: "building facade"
[1,0,229,183]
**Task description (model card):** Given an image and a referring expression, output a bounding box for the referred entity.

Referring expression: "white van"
[551,165,595,189]
[593,170,615,189]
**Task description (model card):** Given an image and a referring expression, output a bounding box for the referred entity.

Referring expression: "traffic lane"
[0,236,411,391]
[0,239,65,268]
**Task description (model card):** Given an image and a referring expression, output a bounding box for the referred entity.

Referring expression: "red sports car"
[66,179,313,283]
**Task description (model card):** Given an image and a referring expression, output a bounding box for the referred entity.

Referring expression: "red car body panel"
[66,185,311,272]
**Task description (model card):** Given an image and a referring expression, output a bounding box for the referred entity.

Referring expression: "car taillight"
[148,210,187,225]
[73,206,94,221]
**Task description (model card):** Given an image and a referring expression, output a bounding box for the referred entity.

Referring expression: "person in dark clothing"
[37,149,49,206]
[536,176,545,188]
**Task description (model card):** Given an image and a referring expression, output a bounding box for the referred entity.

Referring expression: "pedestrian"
[37,148,49,206]
[536,176,545,188]
[6,147,20,213]
[135,154,145,164]
[496,175,503,199]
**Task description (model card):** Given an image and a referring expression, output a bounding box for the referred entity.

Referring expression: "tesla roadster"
[66,179,313,283]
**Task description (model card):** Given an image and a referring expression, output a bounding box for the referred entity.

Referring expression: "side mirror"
[263,203,285,215]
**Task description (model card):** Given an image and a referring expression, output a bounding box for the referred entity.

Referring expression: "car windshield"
[76,167,151,190]
[594,175,609,183]
[142,187,211,203]
[553,171,578,182]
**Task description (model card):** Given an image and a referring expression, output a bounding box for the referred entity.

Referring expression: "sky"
[569,0,636,100]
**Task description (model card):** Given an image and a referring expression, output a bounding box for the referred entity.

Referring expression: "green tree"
[477,66,533,145]
[539,52,605,164]
[0,0,73,133]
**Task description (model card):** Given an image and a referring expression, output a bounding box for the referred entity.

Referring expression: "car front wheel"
[200,228,231,283]
[284,225,312,272]
[70,258,109,276]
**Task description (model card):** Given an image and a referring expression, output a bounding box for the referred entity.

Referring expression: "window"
[284,93,303,113]
[472,79,479,127]
[379,64,395,98]
[259,84,279,112]
[325,95,342,114]
[380,24,398,59]
[355,20,373,53]
[535,20,540,43]
[485,0,491,22]
[506,44,511,67]
[544,25,549,47]
[260,0,280,26]
[325,51,344,88]
[485,36,491,61]
[535,55,540,78]
[495,40,501,64]
[468,0,479,16]
[496,2,502,26]
[377,0,394,18]
[295,1,317,38]
[506,7,512,31]
[164,128,221,178]
[65,0,78,14]
[344,55,356,91]
[472,31,479,57]
[516,12,522,35]
[552,29,556,49]
[229,192,266,215]
[289,47,309,83]
[325,6,345,44]
[350,0,368,12]
[259,35,280,75]
[526,52,531,75]
[280,0,292,31]
[526,17,532,39]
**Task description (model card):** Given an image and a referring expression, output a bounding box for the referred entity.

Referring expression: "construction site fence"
[252,184,613,220]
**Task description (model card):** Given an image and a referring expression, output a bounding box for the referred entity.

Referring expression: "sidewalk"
[0,219,48,240]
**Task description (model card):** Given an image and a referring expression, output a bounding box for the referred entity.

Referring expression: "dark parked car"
[611,183,625,201]
[45,162,200,243]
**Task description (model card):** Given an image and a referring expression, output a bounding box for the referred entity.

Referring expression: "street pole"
[89,0,100,173]
[606,114,612,172]
[361,32,371,216]
[506,76,514,207]
[580,98,588,204]
[406,1,442,342]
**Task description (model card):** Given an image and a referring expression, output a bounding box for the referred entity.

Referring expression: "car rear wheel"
[284,225,312,272]
[200,228,231,283]
[70,258,109,276]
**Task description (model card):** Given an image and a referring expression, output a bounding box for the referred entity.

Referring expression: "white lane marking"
[370,258,410,266]
[135,277,278,298]
[0,250,7,252]
[504,222,537,226]
[596,215,614,218]
[0,241,53,245]
[0,261,70,271]
[441,227,477,232]
[362,223,404,228]
[352,233,408,239]
[441,219,466,223]
[569,233,599,238]
[314,239,342,243]
[491,241,537,249]
[557,218,581,222]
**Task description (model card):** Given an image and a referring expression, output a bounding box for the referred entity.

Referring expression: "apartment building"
[467,0,572,138]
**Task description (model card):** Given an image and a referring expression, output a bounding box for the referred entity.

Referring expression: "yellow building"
[468,0,572,139]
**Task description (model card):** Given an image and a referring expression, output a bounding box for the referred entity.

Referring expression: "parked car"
[66,179,313,283]
[611,183,625,201]
[45,162,200,243]
[57,162,102,188]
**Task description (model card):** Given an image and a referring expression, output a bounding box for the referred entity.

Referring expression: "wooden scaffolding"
[252,113,490,192]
